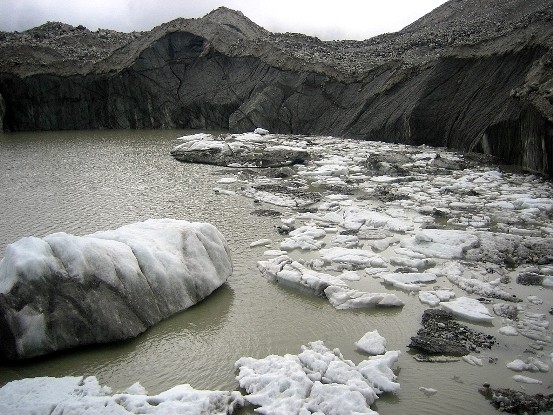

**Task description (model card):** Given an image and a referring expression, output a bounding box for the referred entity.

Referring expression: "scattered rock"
[408,309,496,356]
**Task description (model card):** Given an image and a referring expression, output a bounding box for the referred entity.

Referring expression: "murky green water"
[0,130,551,414]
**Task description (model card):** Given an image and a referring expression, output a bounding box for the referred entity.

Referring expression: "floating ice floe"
[355,330,387,355]
[498,326,519,336]
[462,355,483,366]
[516,312,551,342]
[380,273,437,292]
[400,230,479,259]
[433,261,519,302]
[418,290,456,307]
[0,376,244,415]
[280,226,327,251]
[299,205,413,233]
[0,219,232,360]
[319,247,387,269]
[250,239,272,248]
[440,297,494,323]
[419,387,438,396]
[234,341,400,415]
[257,255,347,297]
[389,256,435,270]
[324,286,404,310]
[506,358,550,373]
[254,127,270,135]
[257,256,403,310]
[512,375,543,384]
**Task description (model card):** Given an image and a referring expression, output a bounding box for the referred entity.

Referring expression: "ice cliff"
[0,0,552,175]
[0,219,233,360]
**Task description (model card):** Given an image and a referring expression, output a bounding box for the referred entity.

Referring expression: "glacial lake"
[0,130,552,415]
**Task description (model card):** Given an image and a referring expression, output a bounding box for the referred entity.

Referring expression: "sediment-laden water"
[0,130,551,414]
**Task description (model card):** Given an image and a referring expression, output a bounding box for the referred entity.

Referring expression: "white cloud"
[0,0,448,39]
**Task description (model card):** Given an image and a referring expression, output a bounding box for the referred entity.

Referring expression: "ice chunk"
[512,375,543,384]
[281,226,327,251]
[0,219,232,360]
[462,355,483,366]
[324,286,404,310]
[419,387,438,396]
[441,297,494,323]
[380,273,437,292]
[498,326,518,336]
[257,255,347,296]
[320,247,385,268]
[418,290,455,307]
[235,341,400,415]
[355,330,387,355]
[0,376,244,415]
[506,358,549,373]
[400,230,479,259]
[254,127,270,135]
[250,239,272,247]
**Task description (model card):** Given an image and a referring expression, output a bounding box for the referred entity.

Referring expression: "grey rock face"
[0,219,233,360]
[0,93,4,132]
[0,2,552,174]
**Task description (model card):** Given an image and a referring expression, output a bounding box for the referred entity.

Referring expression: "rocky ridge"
[0,1,552,174]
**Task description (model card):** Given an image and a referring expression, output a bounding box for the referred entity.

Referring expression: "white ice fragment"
[418,289,454,307]
[281,226,327,251]
[235,341,400,415]
[462,355,483,366]
[355,330,387,355]
[254,127,269,135]
[263,250,288,256]
[506,358,549,373]
[498,326,518,336]
[419,387,438,397]
[390,257,435,270]
[512,375,543,384]
[257,256,347,296]
[320,247,383,268]
[441,297,494,323]
[0,376,243,415]
[324,286,404,310]
[381,273,437,292]
[250,239,272,248]
[176,133,212,141]
[401,230,479,259]
[217,177,238,184]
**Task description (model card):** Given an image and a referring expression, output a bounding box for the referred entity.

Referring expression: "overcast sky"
[0,0,448,40]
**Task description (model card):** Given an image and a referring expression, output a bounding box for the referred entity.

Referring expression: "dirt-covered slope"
[0,1,552,174]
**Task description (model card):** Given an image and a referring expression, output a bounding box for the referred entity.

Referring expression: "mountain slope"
[0,2,552,174]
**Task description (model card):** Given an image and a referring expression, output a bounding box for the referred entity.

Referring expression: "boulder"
[0,218,232,360]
